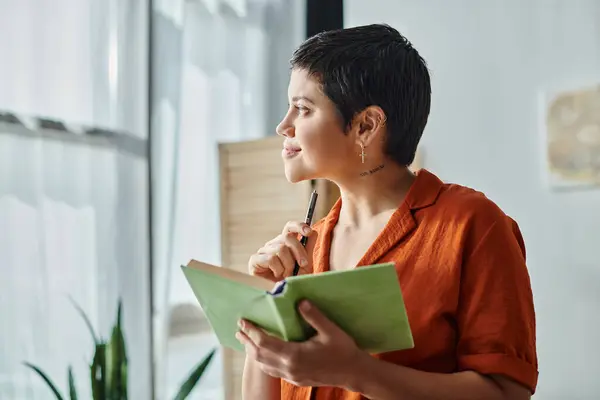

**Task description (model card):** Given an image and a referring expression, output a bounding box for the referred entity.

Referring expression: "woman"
[236,24,538,400]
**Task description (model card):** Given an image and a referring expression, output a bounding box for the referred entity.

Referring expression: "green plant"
[24,298,216,400]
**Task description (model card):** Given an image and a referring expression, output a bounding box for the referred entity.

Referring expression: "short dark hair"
[290,24,431,166]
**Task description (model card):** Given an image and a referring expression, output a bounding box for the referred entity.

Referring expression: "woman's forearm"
[345,353,528,400]
[242,356,281,400]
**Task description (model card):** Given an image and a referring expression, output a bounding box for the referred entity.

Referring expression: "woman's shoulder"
[435,182,518,230]
[426,182,526,256]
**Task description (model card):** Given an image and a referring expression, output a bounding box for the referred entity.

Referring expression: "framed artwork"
[540,84,600,190]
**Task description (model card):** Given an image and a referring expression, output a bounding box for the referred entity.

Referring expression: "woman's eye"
[294,105,310,114]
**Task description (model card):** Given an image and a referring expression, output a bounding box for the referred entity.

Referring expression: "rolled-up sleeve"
[456,217,538,393]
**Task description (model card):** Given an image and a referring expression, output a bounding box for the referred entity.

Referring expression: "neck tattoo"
[359,164,385,177]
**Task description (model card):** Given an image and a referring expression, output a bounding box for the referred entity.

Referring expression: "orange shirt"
[281,169,538,400]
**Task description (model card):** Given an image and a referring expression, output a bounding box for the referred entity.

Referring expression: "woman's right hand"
[248,221,316,282]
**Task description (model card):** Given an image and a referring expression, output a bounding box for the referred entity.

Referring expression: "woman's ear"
[352,105,387,147]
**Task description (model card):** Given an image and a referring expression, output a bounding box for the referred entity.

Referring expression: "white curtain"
[0,129,151,399]
[0,0,151,399]
[151,0,304,398]
[0,0,148,132]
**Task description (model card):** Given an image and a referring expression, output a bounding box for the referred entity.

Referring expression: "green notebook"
[181,260,414,354]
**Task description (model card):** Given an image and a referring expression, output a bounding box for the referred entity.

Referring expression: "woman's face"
[276,69,358,184]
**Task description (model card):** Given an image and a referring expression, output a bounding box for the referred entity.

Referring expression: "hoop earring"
[359,143,366,164]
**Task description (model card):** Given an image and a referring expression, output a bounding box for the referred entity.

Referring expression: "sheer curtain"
[0,0,151,398]
[151,0,304,398]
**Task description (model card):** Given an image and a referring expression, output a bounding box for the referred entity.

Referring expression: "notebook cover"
[282,263,414,353]
[181,261,413,354]
[181,262,282,352]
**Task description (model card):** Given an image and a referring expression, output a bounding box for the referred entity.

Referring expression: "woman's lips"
[282,146,302,158]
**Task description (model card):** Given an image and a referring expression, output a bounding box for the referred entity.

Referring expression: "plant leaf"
[68,295,100,345]
[23,362,65,400]
[90,343,107,400]
[172,348,216,400]
[68,365,78,400]
[106,299,128,399]
[120,361,128,400]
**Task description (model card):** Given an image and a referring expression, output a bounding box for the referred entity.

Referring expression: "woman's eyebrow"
[291,95,315,104]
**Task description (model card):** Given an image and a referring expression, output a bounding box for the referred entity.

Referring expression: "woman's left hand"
[236,300,366,388]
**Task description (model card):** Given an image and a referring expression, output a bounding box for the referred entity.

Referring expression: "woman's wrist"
[339,349,379,394]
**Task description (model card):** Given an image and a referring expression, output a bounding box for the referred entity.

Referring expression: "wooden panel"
[314,178,340,216]
[219,137,312,274]
[219,136,309,400]
[218,137,340,399]
[219,136,340,400]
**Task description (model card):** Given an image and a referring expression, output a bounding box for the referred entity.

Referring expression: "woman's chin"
[283,165,312,184]
[284,171,306,184]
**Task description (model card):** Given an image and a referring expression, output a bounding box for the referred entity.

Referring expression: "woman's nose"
[276,116,294,138]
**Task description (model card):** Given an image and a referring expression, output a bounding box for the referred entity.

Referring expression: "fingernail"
[300,259,308,267]
[303,227,311,235]
[300,300,311,311]
[238,320,244,330]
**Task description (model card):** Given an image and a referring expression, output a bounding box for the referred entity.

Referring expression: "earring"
[359,143,366,164]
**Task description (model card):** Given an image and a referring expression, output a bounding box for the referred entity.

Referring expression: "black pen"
[292,190,318,276]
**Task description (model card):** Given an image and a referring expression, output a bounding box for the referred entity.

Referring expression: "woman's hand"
[237,300,366,388]
[248,221,316,281]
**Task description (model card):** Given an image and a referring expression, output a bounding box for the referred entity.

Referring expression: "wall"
[346,1,600,399]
